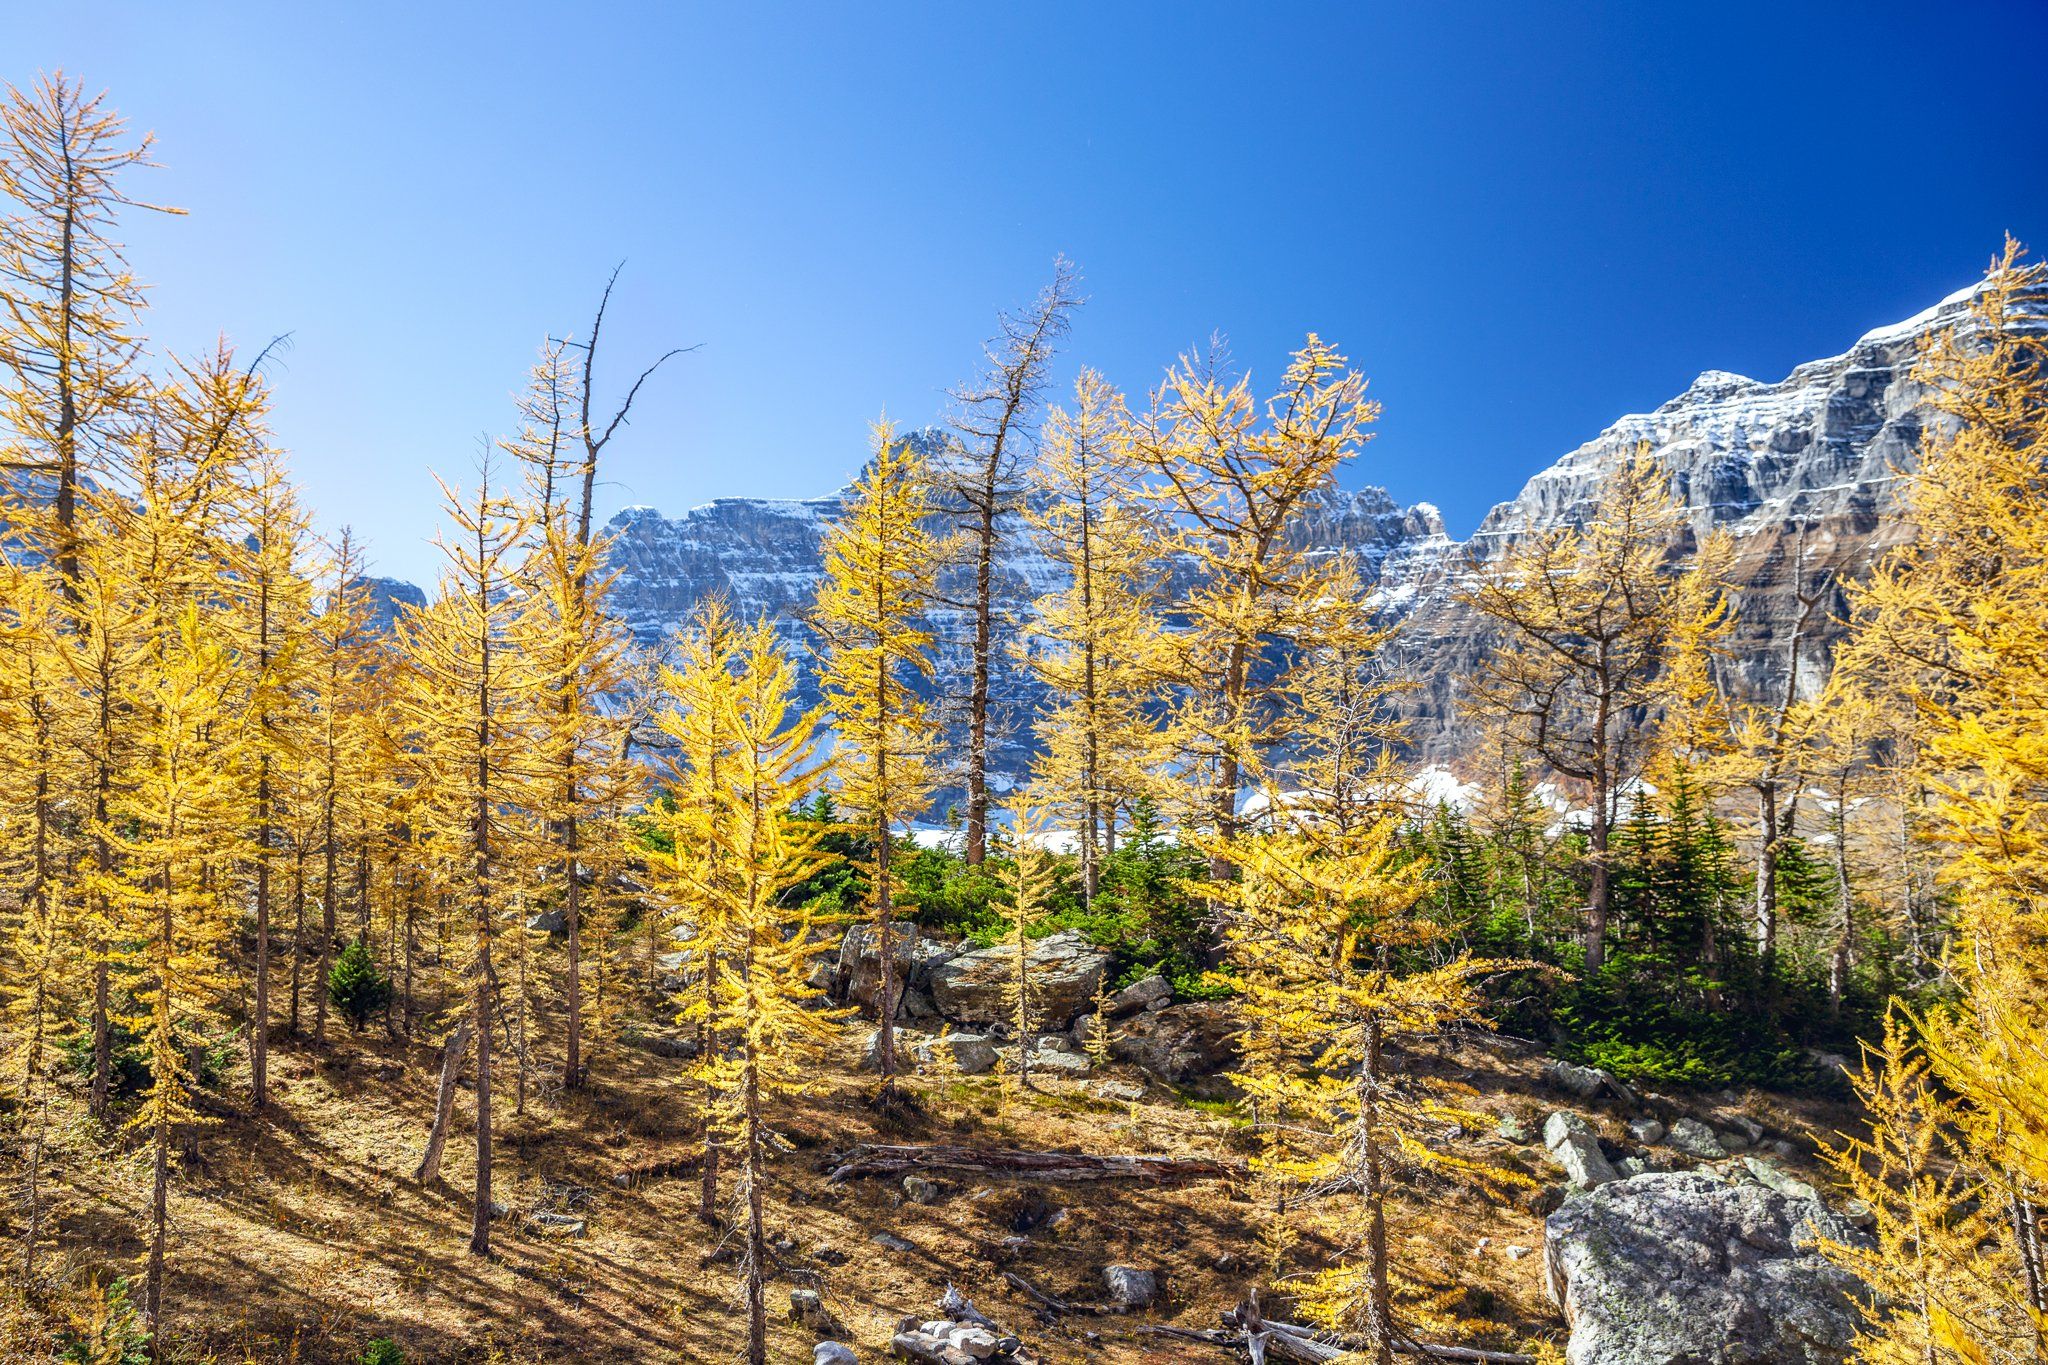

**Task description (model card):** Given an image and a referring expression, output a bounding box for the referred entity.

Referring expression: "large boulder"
[838,922,960,1015]
[927,929,1109,1029]
[1109,1001,1240,1085]
[1543,1172,1867,1365]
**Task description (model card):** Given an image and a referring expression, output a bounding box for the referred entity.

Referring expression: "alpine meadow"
[2,17,2048,1365]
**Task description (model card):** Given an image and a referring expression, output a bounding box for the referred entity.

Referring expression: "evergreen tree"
[1459,445,1729,973]
[327,937,392,1033]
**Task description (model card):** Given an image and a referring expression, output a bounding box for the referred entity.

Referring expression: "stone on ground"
[915,1032,998,1076]
[1667,1116,1727,1160]
[1103,1264,1159,1308]
[1543,1111,1619,1189]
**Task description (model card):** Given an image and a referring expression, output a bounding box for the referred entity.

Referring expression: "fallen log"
[1223,1307,1539,1365]
[825,1142,1243,1185]
[1003,1270,1112,1317]
[609,1150,704,1188]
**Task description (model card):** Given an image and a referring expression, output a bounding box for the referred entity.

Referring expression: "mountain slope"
[589,279,2047,770]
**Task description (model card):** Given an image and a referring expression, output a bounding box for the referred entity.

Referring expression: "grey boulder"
[1741,1156,1821,1203]
[1667,1116,1728,1160]
[1543,1111,1619,1189]
[1109,1001,1240,1085]
[1544,1172,1867,1365]
[916,1032,998,1076]
[839,922,960,1014]
[927,929,1110,1029]
[1105,974,1171,1016]
[1104,1264,1159,1308]
[1545,1059,1636,1105]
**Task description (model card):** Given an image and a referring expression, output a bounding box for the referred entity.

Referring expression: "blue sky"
[7,2,2046,586]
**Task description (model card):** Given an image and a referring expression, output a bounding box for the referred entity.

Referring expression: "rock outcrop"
[925,930,1109,1029]
[837,922,960,1014]
[1543,1172,1867,1365]
[1108,1001,1239,1087]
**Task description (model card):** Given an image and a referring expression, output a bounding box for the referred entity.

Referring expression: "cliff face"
[581,279,2045,773]
[1385,278,2047,755]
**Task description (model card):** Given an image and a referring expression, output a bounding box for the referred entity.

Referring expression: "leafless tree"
[935,258,1082,864]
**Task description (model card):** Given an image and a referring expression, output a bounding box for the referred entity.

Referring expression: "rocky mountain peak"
[379,278,2042,774]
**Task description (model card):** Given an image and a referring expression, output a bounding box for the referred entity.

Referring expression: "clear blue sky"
[8,2,2046,586]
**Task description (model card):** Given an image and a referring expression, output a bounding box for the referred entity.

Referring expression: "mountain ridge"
[400,278,2048,773]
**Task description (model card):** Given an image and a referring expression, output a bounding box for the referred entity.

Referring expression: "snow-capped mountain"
[1375,276,2048,754]
[407,277,2047,776]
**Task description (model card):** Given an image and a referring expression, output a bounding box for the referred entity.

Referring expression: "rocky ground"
[2,925,1878,1364]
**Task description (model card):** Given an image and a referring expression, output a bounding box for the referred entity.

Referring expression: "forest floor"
[2,1013,1866,1365]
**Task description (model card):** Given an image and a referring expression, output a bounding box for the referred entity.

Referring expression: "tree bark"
[470,960,493,1256]
[314,786,338,1042]
[1585,690,1613,975]
[1754,783,1780,966]
[1357,1016,1395,1365]
[415,1018,473,1185]
[252,753,271,1109]
[964,495,996,866]
[742,1047,769,1365]
[287,855,306,1035]
[875,817,898,1093]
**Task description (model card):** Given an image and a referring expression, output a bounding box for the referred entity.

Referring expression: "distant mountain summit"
[1374,276,2047,754]
[559,278,2048,771]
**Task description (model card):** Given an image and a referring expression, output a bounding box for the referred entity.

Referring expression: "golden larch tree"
[654,594,745,1221]
[393,456,536,1256]
[226,452,314,1108]
[1832,239,2048,1359]
[685,620,842,1365]
[107,600,242,1334]
[1116,335,1384,876]
[813,423,941,1093]
[0,72,174,591]
[1022,369,1166,899]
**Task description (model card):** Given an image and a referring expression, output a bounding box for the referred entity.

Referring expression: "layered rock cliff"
[587,278,2044,773]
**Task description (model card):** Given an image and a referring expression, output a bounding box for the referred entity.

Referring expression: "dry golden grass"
[1,1011,1863,1364]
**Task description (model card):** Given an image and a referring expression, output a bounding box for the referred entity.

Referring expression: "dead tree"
[937,258,1082,865]
[552,264,686,1088]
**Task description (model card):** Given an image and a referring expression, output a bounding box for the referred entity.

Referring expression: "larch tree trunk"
[1356,1015,1395,1365]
